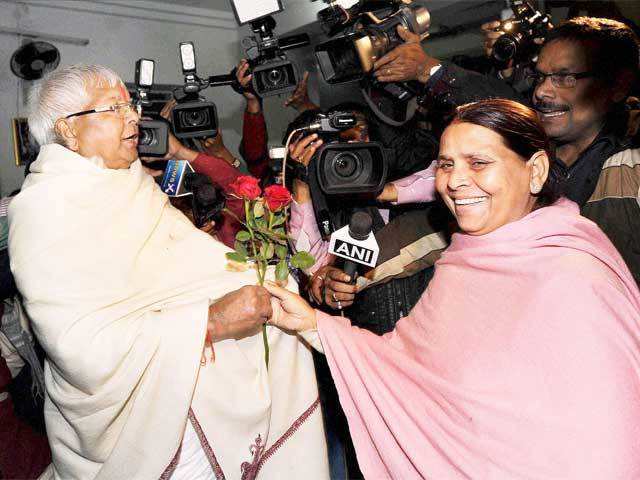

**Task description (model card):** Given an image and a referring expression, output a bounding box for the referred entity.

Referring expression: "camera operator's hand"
[323,267,357,310]
[481,20,505,59]
[264,282,317,332]
[309,265,332,304]
[376,183,399,203]
[373,26,439,84]
[289,133,323,168]
[284,72,318,113]
[206,285,272,343]
[236,59,261,114]
[289,133,323,204]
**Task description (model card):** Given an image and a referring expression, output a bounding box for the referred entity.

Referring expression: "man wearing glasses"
[372,17,640,283]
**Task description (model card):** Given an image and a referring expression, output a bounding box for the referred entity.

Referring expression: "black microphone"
[329,211,378,284]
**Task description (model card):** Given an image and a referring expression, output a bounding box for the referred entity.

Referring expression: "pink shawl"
[317,199,640,479]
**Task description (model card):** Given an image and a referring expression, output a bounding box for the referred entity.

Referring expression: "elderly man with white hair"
[8,64,329,480]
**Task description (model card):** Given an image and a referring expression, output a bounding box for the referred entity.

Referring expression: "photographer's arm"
[288,134,331,273]
[373,26,526,108]
[377,162,438,205]
[236,59,270,179]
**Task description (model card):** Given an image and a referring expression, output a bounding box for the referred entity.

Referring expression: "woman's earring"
[531,183,541,194]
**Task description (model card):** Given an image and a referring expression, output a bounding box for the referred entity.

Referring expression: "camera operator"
[373,18,640,283]
[288,104,446,332]
[235,59,319,181]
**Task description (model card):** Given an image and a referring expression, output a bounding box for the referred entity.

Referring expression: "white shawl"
[8,144,328,480]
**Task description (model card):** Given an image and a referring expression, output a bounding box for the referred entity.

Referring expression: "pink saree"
[317,199,640,479]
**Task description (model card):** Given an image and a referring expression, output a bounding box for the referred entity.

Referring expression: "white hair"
[27,64,123,146]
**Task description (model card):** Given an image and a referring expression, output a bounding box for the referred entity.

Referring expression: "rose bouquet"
[225,176,314,366]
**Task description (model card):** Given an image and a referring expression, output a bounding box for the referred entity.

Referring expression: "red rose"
[229,176,261,200]
[264,184,292,212]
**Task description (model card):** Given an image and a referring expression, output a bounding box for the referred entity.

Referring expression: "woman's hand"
[289,133,323,168]
[207,285,273,342]
[264,282,317,332]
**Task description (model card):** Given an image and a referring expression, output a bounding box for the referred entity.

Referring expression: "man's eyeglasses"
[527,71,595,89]
[65,102,141,119]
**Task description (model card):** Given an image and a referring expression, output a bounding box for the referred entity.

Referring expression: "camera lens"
[266,68,284,87]
[332,152,359,178]
[181,108,209,127]
[493,35,519,63]
[138,127,155,146]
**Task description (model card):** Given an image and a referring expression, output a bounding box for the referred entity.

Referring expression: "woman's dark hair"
[453,98,563,208]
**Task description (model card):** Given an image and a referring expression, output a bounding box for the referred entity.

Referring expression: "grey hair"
[27,64,123,146]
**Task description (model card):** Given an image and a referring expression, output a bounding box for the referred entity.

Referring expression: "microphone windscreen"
[195,184,219,207]
[348,211,372,240]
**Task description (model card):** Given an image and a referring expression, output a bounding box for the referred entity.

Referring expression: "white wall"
[0,0,244,196]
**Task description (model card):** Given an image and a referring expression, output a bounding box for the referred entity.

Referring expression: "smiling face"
[57,81,140,169]
[435,122,547,236]
[533,39,611,150]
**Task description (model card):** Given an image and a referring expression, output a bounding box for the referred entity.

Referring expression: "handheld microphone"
[329,211,379,283]
[160,160,195,197]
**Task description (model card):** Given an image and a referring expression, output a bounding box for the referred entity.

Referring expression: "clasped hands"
[206,284,318,350]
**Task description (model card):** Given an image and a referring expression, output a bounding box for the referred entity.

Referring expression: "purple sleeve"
[391,163,438,205]
[289,201,331,274]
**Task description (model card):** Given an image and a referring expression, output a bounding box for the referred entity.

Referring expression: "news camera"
[170,42,221,140]
[491,0,552,69]
[290,110,390,238]
[241,18,310,97]
[133,58,170,158]
[226,0,310,98]
[314,0,430,84]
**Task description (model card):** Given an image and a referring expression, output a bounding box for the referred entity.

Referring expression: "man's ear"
[611,69,636,104]
[528,150,550,195]
[54,119,79,151]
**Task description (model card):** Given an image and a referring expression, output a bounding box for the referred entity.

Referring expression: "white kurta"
[8,144,329,480]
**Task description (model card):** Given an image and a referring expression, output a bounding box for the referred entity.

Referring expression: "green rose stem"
[244,200,269,368]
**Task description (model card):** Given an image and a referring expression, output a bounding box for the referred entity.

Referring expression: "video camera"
[240,18,310,97]
[289,110,390,238]
[133,58,170,157]
[228,0,309,97]
[171,42,221,140]
[491,0,552,69]
[315,0,430,84]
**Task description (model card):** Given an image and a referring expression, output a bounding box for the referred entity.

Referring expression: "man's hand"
[207,285,273,342]
[236,59,261,114]
[322,267,357,310]
[284,72,317,112]
[481,20,504,59]
[373,26,439,84]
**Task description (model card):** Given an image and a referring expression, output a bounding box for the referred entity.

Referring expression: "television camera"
[288,110,390,238]
[133,58,170,157]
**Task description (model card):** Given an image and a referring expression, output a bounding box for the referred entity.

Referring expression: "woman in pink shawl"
[266,99,640,478]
